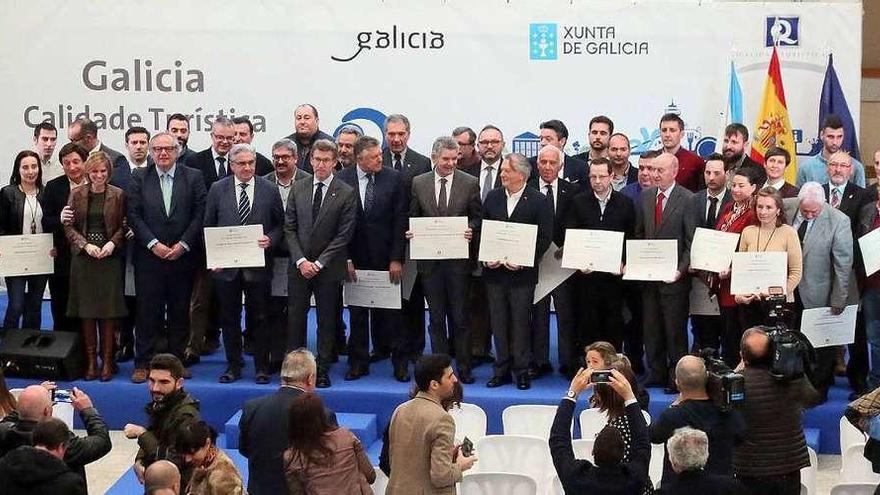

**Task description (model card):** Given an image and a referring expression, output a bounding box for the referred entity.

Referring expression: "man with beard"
[167,114,194,165]
[124,354,200,486]
[284,104,334,174]
[335,124,362,171]
[574,115,613,164]
[659,113,705,192]
[453,126,480,170]
[721,124,766,185]
[797,114,866,187]
[608,133,638,191]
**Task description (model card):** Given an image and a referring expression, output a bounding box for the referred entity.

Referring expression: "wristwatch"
[564,390,578,401]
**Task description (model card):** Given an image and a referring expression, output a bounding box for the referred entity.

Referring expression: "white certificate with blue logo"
[800,305,858,348]
[729,251,787,295]
[203,225,264,269]
[690,228,740,273]
[561,229,624,274]
[478,220,538,267]
[0,234,54,277]
[409,217,469,260]
[344,270,402,309]
[622,240,677,281]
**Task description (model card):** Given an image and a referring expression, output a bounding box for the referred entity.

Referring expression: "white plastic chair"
[550,474,564,495]
[473,435,554,490]
[503,405,565,439]
[800,447,818,495]
[649,443,664,488]
[830,483,879,495]
[459,472,537,495]
[451,402,488,443]
[840,443,880,483]
[371,466,388,495]
[9,387,74,430]
[571,438,594,462]
[841,416,867,454]
[578,407,651,439]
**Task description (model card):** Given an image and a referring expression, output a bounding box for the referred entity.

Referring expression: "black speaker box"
[0,329,85,381]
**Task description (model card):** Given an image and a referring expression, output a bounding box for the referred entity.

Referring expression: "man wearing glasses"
[453,126,480,170]
[127,133,206,383]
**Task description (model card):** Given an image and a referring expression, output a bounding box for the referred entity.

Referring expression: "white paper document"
[271,257,289,297]
[409,216,469,260]
[344,270,402,309]
[800,305,858,348]
[859,228,880,277]
[622,239,677,281]
[478,220,538,267]
[690,228,740,273]
[203,225,265,269]
[533,243,576,303]
[561,229,624,274]
[729,251,787,295]
[0,234,54,277]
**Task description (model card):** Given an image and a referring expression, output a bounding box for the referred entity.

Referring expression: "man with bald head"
[145,460,181,494]
[649,356,745,488]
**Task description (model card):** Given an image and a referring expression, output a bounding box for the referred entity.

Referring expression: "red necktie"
[655,191,665,226]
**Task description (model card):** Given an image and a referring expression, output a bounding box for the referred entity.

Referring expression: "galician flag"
[749,47,798,183]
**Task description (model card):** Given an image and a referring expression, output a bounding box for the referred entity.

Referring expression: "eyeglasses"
[272,154,295,161]
[151,146,177,154]
[232,160,256,167]
[478,140,502,146]
[312,156,335,165]
[212,134,235,143]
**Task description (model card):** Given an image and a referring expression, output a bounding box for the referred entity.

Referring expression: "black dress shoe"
[345,366,370,381]
[219,368,241,383]
[182,353,201,367]
[316,372,331,388]
[115,345,133,363]
[255,372,271,385]
[370,351,391,363]
[486,375,511,388]
[517,374,531,390]
[394,364,410,382]
[459,369,475,384]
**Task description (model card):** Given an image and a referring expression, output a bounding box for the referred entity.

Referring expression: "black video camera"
[699,349,745,412]
[762,287,816,381]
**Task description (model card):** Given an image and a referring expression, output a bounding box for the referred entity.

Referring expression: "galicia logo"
[529,24,558,60]
[765,16,799,47]
[333,107,388,146]
[331,26,445,62]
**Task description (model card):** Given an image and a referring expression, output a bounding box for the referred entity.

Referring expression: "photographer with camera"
[550,367,650,494]
[650,356,745,489]
[732,327,821,494]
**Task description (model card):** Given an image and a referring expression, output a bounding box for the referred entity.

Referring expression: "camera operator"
[732,327,821,494]
[650,356,745,488]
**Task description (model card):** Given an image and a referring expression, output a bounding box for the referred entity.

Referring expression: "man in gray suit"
[635,152,696,393]
[67,118,123,165]
[408,136,482,384]
[784,181,853,402]
[285,139,357,388]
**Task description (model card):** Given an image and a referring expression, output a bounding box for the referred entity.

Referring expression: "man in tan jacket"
[387,354,477,493]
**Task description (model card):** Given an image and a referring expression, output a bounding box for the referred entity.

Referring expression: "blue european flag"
[819,54,860,161]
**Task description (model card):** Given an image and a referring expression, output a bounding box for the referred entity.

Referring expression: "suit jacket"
[735,155,767,186]
[239,387,337,495]
[777,182,800,199]
[527,154,589,189]
[659,470,747,495]
[255,152,273,177]
[185,148,228,190]
[565,189,635,259]
[337,165,407,268]
[691,188,733,230]
[533,178,578,246]
[284,129,334,174]
[64,184,126,254]
[97,142,124,166]
[110,155,153,194]
[481,185,553,286]
[284,175,357,281]
[410,169,482,275]
[823,182,869,237]
[635,184,696,293]
[858,202,880,280]
[462,160,503,187]
[263,169,312,185]
[387,392,461,495]
[0,185,44,235]
[383,147,432,202]
[177,146,194,165]
[41,176,82,275]
[783,199,852,308]
[127,164,207,269]
[203,176,284,282]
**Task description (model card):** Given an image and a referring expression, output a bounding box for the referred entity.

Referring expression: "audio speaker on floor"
[0,329,85,381]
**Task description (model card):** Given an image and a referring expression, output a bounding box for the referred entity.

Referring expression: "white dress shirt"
[539,177,559,211]
[233,176,256,210]
[506,184,525,217]
[435,171,454,205]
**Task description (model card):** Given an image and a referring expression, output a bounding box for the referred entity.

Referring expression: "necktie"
[238,183,250,225]
[831,189,841,209]
[216,156,226,177]
[545,184,555,215]
[364,173,375,212]
[312,182,324,225]
[481,166,493,202]
[161,173,173,214]
[706,196,719,227]
[438,177,448,215]
[798,219,809,242]
[393,152,402,171]
[655,191,665,226]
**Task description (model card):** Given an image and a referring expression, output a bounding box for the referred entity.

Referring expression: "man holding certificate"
[203,143,284,384]
[409,136,481,383]
[634,152,695,394]
[337,135,407,382]
[481,153,553,390]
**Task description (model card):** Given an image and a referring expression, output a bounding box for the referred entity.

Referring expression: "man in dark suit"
[335,124,361,171]
[183,116,237,362]
[337,136,407,381]
[283,103,334,174]
[762,147,799,198]
[573,115,613,165]
[67,118,123,165]
[238,349,337,495]
[203,143,284,384]
[111,127,151,191]
[527,120,588,188]
[42,142,89,333]
[127,133,206,383]
[285,139,357,388]
[408,137,482,383]
[722,123,766,186]
[608,133,639,191]
[167,113,194,165]
[483,153,553,390]
[529,145,579,379]
[232,117,274,176]
[381,114,432,363]
[635,152,696,393]
[566,157,636,363]
[689,155,732,353]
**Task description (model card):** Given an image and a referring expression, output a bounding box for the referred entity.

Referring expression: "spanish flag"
[749,47,798,183]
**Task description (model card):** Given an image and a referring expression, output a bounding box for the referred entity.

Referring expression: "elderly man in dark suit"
[285,139,357,388]
[636,152,696,394]
[239,349,337,495]
[408,137,482,383]
[203,143,284,384]
[127,133,207,383]
[337,136,407,381]
[482,153,553,390]
[526,120,588,189]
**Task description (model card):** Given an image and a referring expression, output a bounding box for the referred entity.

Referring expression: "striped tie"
[238,182,250,225]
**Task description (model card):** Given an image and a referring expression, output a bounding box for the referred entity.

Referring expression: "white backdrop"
[0,0,862,179]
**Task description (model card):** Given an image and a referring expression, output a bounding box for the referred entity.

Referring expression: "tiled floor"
[87,429,846,494]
